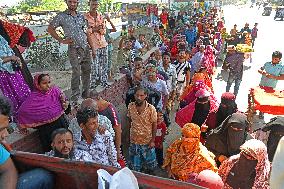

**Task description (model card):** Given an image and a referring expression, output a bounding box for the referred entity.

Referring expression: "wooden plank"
[11,151,204,189]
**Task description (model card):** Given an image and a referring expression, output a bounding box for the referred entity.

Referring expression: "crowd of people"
[0,0,284,188]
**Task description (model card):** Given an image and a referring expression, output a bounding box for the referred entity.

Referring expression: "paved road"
[165,5,284,149]
[214,5,284,116]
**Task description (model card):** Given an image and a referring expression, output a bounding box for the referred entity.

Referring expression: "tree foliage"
[8,0,119,14]
[8,0,67,13]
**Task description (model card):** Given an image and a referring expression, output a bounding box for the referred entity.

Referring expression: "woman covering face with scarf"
[163,123,217,181]
[205,113,253,164]
[218,139,270,189]
[260,116,284,161]
[216,92,238,127]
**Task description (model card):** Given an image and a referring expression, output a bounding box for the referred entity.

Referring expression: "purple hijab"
[17,74,64,128]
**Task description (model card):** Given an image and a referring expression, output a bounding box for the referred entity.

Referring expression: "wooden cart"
[247,86,284,128]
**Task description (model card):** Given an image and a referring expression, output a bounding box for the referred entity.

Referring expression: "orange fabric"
[127,102,157,145]
[251,87,284,115]
[163,123,217,181]
[180,73,213,101]
[85,12,108,50]
[244,33,252,46]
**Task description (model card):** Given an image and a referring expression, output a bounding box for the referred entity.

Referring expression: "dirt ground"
[47,26,153,91]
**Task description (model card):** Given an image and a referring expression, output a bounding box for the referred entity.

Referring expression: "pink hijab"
[17,74,65,128]
[176,88,219,129]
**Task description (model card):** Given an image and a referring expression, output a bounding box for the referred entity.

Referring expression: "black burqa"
[261,116,284,161]
[191,99,210,127]
[216,98,238,127]
[205,113,253,158]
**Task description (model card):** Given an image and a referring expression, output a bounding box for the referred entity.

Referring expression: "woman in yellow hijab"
[163,123,217,181]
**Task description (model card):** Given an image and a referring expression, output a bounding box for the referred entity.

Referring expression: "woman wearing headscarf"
[0,35,31,114]
[215,92,238,127]
[260,116,284,161]
[205,113,253,165]
[218,139,270,189]
[180,70,213,103]
[176,89,219,128]
[0,19,35,89]
[163,123,218,182]
[17,73,69,152]
[270,136,284,188]
[179,79,213,109]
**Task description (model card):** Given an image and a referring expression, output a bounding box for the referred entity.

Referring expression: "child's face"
[134,61,143,70]
[157,112,164,123]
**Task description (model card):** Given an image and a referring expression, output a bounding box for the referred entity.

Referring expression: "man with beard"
[46,128,93,161]
[175,89,219,143]
[215,92,238,127]
[127,86,158,173]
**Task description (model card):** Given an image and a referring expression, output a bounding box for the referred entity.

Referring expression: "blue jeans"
[17,168,54,189]
[226,73,242,96]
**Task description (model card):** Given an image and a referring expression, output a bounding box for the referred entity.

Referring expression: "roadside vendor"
[257,51,284,119]
[258,51,284,89]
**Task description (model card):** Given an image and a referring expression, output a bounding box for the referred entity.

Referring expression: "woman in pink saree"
[17,73,69,152]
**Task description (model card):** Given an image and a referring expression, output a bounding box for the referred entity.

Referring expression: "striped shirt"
[172,60,191,82]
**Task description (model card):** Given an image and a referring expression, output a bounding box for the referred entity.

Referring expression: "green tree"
[8,0,66,13]
[8,0,117,14]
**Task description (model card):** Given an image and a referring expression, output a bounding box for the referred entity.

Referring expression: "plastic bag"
[97,167,139,189]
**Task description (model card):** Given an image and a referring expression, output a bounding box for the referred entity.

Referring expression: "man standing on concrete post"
[47,0,91,104]
[85,0,109,89]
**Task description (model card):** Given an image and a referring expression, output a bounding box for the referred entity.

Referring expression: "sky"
[0,0,22,7]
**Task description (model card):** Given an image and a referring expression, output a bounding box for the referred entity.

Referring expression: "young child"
[155,109,167,167]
